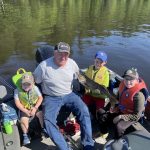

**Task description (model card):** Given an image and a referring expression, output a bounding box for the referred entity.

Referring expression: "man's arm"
[33,64,43,84]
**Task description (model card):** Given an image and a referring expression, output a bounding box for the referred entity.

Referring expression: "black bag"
[103,130,150,150]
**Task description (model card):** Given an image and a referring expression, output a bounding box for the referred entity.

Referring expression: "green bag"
[12,68,32,88]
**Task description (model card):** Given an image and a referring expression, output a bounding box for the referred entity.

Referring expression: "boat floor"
[21,118,150,150]
[21,137,56,150]
[21,134,105,150]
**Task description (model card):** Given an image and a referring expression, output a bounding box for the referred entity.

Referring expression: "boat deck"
[1,67,150,150]
[21,132,105,150]
[20,118,150,150]
[21,137,56,150]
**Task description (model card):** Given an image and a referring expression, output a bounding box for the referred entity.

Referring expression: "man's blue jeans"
[43,92,94,150]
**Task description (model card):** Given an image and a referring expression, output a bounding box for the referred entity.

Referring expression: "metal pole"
[0,114,7,150]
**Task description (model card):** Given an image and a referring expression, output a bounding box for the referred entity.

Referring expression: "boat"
[35,45,150,121]
[0,45,150,150]
[0,86,21,150]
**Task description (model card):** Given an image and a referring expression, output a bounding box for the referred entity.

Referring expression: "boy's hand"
[24,109,31,117]
[30,107,37,116]
[109,106,119,113]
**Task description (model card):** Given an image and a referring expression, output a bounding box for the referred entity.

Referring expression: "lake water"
[0,0,150,89]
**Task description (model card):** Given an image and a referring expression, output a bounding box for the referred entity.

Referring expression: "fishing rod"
[79,70,119,107]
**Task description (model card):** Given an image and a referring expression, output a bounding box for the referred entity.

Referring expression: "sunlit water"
[0,0,150,89]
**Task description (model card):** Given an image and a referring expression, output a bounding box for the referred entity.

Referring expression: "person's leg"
[64,92,94,150]
[116,120,136,138]
[95,98,108,136]
[36,111,43,128]
[36,111,48,136]
[95,97,105,119]
[19,111,30,134]
[95,98,105,111]
[20,117,30,133]
[20,112,30,145]
[96,109,109,136]
[82,94,95,119]
[43,96,70,150]
[96,109,118,138]
[82,94,93,106]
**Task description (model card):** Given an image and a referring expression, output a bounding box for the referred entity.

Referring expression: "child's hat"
[21,73,34,84]
[95,51,107,62]
[123,68,139,80]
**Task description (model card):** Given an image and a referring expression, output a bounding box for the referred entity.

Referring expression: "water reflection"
[0,0,150,88]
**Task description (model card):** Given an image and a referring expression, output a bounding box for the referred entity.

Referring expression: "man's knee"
[44,114,57,127]
[73,96,89,114]
[74,103,90,122]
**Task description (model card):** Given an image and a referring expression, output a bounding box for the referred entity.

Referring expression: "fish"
[78,70,118,107]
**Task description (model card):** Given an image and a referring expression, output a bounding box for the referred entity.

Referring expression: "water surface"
[0,0,150,89]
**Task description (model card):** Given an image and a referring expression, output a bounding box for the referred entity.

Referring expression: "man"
[113,68,149,138]
[33,42,94,150]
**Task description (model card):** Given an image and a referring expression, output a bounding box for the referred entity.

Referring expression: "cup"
[3,121,13,134]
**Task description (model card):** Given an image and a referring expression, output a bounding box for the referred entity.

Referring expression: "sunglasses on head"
[22,82,32,86]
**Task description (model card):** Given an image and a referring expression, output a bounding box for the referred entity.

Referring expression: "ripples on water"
[0,0,150,89]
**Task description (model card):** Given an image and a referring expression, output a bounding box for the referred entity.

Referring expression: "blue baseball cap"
[95,51,107,62]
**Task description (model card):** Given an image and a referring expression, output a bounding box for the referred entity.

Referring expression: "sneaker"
[23,135,30,145]
[95,136,107,145]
